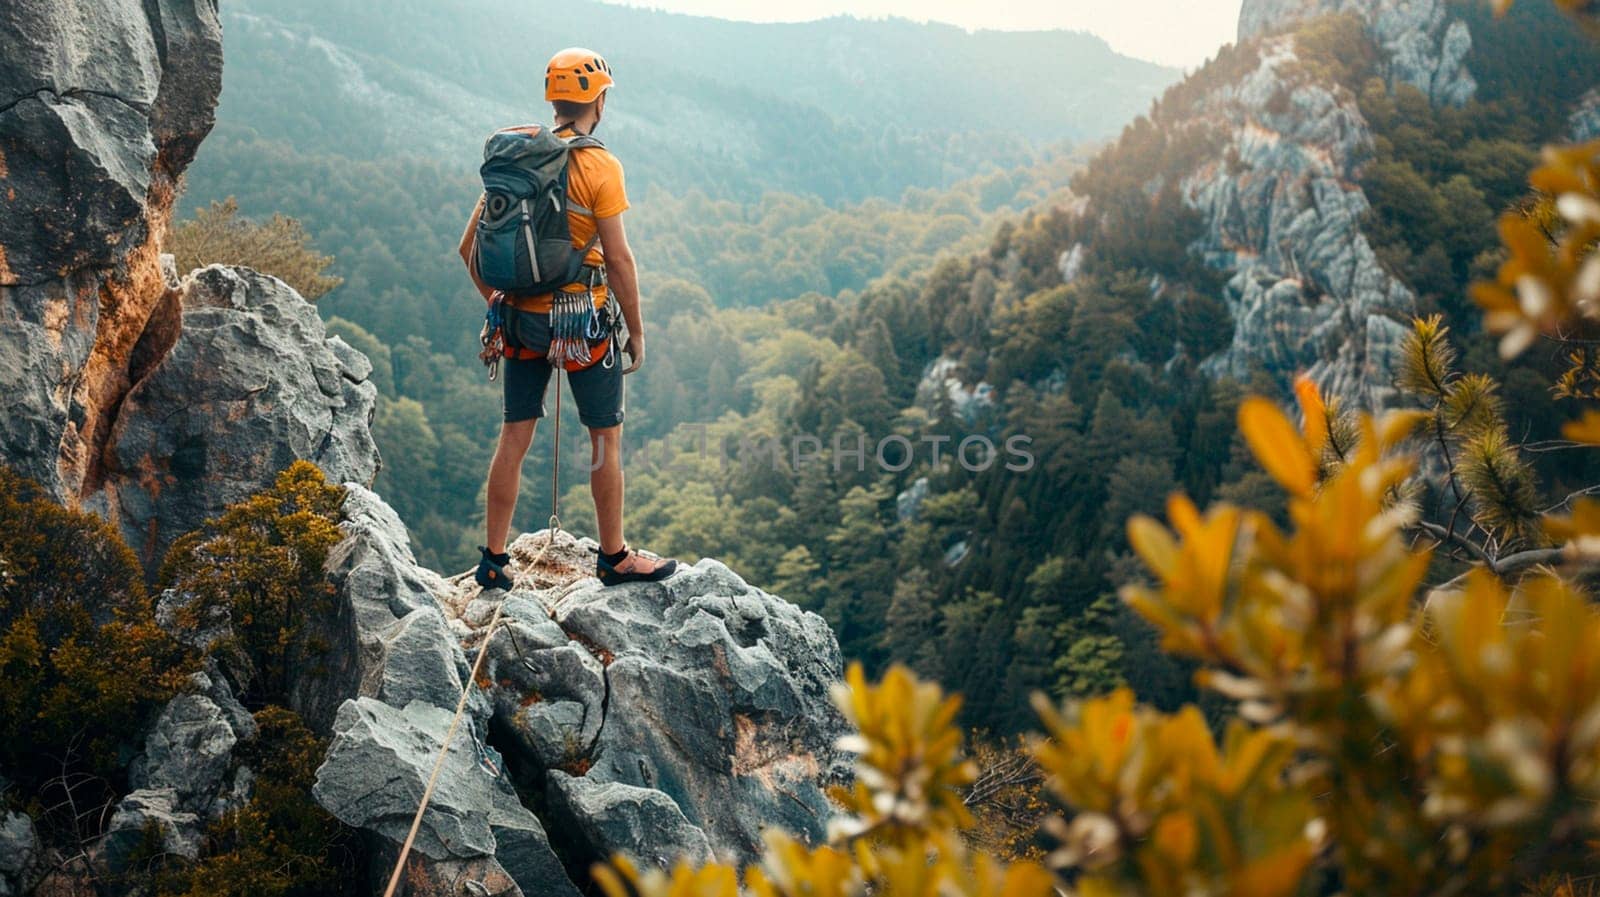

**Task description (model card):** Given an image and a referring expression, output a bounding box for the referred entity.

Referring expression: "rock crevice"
[0,86,154,120]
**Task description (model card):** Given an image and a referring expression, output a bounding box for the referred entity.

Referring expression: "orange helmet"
[545,48,614,103]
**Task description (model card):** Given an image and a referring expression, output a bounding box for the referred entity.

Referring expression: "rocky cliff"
[1238,0,1475,105]
[74,485,848,896]
[1182,32,1417,407]
[2,1,222,501]
[0,3,848,895]
[1078,0,1495,407]
[0,0,378,567]
[307,510,847,892]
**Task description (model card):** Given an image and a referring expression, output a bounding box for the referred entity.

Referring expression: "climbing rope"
[381,367,566,897]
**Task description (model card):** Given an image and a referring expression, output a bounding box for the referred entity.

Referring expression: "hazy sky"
[602,0,1245,68]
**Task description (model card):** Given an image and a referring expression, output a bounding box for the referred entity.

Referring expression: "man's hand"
[622,333,645,374]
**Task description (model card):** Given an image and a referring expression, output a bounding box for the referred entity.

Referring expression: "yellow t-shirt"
[458,129,629,313]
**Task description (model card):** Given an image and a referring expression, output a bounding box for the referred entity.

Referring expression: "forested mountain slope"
[175,0,1126,574]
[177,0,1600,734]
[199,0,1174,201]
[579,0,1600,732]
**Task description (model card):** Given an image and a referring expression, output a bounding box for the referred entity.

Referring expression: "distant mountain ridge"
[194,0,1178,203]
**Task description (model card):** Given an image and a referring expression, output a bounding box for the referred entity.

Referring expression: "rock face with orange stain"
[101,264,379,567]
[1,0,220,500]
[0,3,380,569]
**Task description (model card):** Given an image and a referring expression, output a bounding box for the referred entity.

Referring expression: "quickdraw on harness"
[478,298,508,381]
[548,267,614,368]
[478,268,619,380]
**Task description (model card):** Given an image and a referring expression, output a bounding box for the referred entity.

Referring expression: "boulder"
[307,487,591,894]
[0,0,221,502]
[377,607,474,710]
[100,265,379,567]
[419,529,850,876]
[0,811,37,897]
[545,772,714,869]
[292,483,480,733]
[473,556,844,874]
[100,789,202,872]
[488,639,606,768]
[101,667,256,874]
[130,691,239,816]
[313,698,577,897]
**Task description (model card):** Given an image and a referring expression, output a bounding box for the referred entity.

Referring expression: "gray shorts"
[501,307,623,428]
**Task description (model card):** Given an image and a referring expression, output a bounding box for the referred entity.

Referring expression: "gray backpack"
[471,124,603,294]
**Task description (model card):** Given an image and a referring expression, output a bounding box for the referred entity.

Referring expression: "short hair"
[552,99,597,120]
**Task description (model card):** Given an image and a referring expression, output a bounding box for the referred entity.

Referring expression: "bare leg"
[486,419,537,554]
[590,424,624,554]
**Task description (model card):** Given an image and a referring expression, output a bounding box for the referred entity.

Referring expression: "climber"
[458,47,678,590]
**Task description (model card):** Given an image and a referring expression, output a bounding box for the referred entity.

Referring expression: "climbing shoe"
[596,545,678,586]
[475,546,512,591]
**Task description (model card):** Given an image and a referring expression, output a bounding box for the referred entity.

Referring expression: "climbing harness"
[479,269,617,378]
[479,298,508,381]
[547,267,605,369]
[381,368,569,897]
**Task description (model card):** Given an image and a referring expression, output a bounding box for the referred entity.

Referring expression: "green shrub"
[158,462,344,707]
[151,706,364,897]
[0,467,187,795]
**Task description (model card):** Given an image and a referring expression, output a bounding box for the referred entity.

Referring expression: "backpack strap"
[552,124,606,254]
[552,122,606,149]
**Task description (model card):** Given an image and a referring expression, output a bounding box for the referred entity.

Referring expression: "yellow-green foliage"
[0,466,187,791]
[1397,315,1544,548]
[595,664,1057,897]
[1474,140,1600,359]
[1115,390,1600,894]
[167,197,343,301]
[594,384,1600,896]
[159,461,344,706]
[151,706,362,897]
[1484,137,1600,457]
